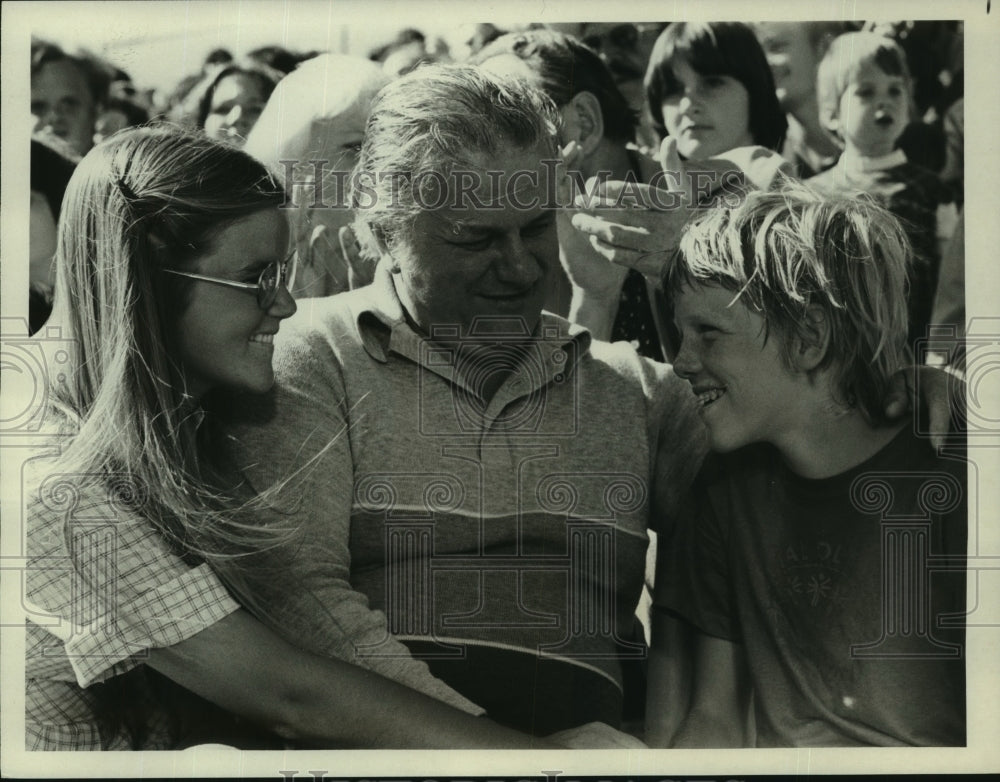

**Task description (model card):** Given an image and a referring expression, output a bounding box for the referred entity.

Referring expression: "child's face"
[834,61,909,157]
[660,59,755,159]
[672,282,805,453]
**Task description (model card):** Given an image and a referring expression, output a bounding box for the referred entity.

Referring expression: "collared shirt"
[23,429,240,750]
[222,263,707,731]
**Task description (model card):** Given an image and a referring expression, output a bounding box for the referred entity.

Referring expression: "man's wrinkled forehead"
[416,146,556,217]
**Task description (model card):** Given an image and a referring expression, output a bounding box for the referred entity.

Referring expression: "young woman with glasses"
[24,126,627,751]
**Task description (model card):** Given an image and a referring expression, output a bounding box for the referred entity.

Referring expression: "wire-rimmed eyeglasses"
[164,252,297,310]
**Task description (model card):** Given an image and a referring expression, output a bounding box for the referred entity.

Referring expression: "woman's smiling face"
[173,208,296,398]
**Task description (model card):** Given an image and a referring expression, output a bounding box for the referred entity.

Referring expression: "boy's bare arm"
[645,610,694,747]
[671,632,751,748]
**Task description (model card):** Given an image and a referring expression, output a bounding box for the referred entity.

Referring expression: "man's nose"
[497,235,544,285]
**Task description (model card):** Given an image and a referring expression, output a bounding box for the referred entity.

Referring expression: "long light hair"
[47,125,291,572]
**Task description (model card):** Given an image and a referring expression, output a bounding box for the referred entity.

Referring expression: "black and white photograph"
[1,0,997,778]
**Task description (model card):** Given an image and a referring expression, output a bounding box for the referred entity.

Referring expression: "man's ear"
[793,304,831,371]
[560,91,605,156]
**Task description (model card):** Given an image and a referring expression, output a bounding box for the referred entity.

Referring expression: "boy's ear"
[560,91,605,156]
[793,304,831,371]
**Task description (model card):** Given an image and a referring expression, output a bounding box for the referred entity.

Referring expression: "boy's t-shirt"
[657,426,967,747]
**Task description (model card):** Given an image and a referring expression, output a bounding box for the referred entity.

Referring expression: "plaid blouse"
[23,451,240,750]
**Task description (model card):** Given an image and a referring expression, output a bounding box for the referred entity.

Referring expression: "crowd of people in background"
[28,20,966,345]
[22,18,969,752]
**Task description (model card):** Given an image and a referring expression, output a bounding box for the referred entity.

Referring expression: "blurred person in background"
[196,61,284,147]
[29,133,79,334]
[244,53,389,297]
[31,40,110,156]
[163,48,234,126]
[863,21,963,173]
[753,21,853,178]
[93,90,150,146]
[465,23,506,56]
[247,44,307,75]
[808,31,954,350]
[369,27,447,76]
[548,22,666,151]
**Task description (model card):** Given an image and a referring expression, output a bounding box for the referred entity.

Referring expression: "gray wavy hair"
[351,63,560,255]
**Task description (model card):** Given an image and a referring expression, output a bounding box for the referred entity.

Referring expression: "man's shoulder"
[585,336,671,380]
[534,312,654,383]
[582,337,690,409]
[279,290,361,342]
[273,288,380,366]
[586,335,648,370]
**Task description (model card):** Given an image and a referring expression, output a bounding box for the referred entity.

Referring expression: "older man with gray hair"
[221,63,705,743]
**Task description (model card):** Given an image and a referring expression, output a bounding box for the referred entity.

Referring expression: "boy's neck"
[777,408,907,480]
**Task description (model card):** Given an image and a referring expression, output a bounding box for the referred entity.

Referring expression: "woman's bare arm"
[147,609,551,749]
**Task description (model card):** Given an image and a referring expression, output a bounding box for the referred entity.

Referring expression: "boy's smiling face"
[672,282,808,453]
[832,60,909,157]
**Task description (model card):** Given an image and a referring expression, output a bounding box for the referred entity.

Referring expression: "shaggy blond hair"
[666,181,912,423]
